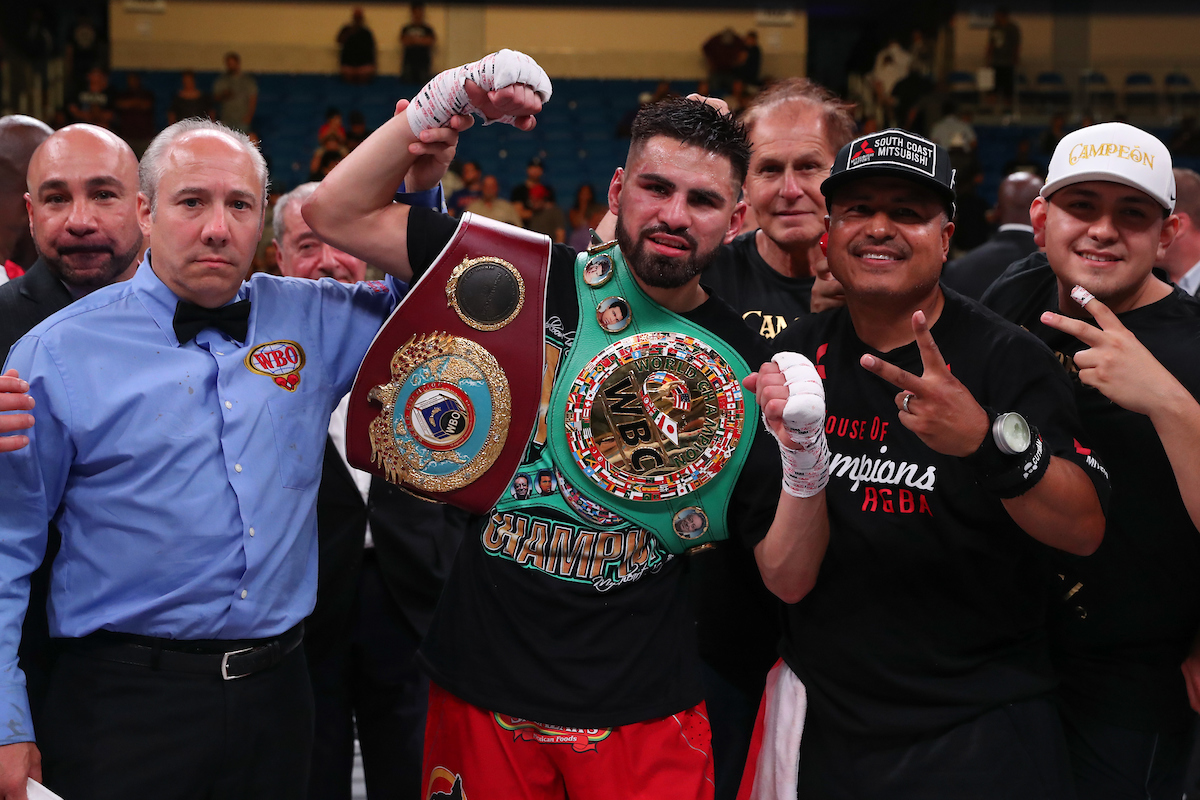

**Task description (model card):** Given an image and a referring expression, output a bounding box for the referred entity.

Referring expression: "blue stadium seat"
[1124,72,1157,114]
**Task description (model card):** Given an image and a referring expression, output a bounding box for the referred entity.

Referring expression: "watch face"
[996,412,1031,455]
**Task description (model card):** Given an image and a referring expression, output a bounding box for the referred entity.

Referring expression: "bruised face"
[610,136,744,289]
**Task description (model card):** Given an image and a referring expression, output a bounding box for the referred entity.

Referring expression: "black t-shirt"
[983,253,1200,732]
[408,208,781,728]
[704,231,814,345]
[767,289,1108,737]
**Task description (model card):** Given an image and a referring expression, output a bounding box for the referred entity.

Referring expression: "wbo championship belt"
[544,241,758,555]
[346,213,552,514]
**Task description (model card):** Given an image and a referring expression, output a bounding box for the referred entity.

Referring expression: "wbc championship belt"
[544,242,758,555]
[346,213,551,514]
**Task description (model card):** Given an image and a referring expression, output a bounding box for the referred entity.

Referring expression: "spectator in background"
[465,175,523,228]
[739,31,762,88]
[866,37,912,127]
[1170,116,1200,157]
[1159,168,1200,296]
[0,115,53,280]
[511,157,554,225]
[213,51,258,132]
[113,72,156,156]
[986,7,1021,110]
[568,183,605,239]
[948,133,990,255]
[318,107,346,146]
[65,14,105,99]
[16,9,56,91]
[68,68,114,129]
[525,184,566,243]
[890,63,936,134]
[929,101,977,151]
[311,139,348,181]
[447,161,482,217]
[943,171,1043,300]
[703,28,748,97]
[167,70,213,125]
[1003,138,1043,177]
[337,7,377,85]
[1040,113,1068,158]
[400,3,436,84]
[345,111,370,150]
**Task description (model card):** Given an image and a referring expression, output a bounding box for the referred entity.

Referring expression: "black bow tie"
[173,299,251,344]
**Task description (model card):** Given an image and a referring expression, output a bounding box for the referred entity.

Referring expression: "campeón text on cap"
[1042,122,1175,211]
[821,129,957,216]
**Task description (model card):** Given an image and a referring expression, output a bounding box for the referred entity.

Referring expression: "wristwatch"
[965,408,1049,498]
[992,412,1032,455]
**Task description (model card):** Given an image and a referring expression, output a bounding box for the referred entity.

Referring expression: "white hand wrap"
[408,49,553,134]
[765,352,831,498]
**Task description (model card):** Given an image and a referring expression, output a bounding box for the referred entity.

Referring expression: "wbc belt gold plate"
[563,332,745,501]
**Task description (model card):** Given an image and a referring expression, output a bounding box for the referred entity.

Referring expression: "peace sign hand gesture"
[1040,285,1183,416]
[859,310,989,457]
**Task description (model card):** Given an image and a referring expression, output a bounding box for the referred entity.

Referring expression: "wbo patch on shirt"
[245,340,306,392]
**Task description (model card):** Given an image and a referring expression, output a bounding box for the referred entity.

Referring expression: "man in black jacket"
[0,122,142,736]
[0,124,142,355]
[272,182,468,800]
[941,170,1041,300]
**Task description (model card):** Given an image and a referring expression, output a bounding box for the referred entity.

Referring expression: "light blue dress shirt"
[0,252,399,742]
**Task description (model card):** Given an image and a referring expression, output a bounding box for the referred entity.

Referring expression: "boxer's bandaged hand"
[766,352,831,498]
[408,49,553,134]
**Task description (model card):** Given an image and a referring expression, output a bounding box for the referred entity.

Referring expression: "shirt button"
[235,464,243,473]
[249,527,255,537]
[241,590,248,599]
[225,401,233,409]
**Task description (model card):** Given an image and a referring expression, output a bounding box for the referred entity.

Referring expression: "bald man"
[0,124,143,357]
[0,124,142,742]
[942,171,1043,300]
[0,116,53,284]
[1160,168,1200,297]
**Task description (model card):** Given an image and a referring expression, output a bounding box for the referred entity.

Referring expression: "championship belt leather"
[346,213,552,514]
[544,242,758,555]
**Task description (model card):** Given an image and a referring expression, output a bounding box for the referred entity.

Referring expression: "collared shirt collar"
[997,223,1034,234]
[1177,259,1200,296]
[133,250,252,347]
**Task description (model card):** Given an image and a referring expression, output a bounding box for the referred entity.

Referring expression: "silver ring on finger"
[902,392,914,414]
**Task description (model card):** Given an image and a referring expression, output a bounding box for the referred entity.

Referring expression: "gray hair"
[272,182,320,243]
[140,118,269,215]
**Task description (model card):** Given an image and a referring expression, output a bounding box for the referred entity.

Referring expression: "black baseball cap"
[821,129,957,216]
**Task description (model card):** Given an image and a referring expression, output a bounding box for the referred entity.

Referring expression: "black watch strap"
[964,408,1050,498]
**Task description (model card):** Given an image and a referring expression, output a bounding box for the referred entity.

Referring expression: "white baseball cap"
[1042,122,1176,212]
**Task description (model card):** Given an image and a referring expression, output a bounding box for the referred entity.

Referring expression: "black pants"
[1060,702,1192,800]
[797,696,1076,800]
[307,556,429,800]
[41,641,314,800]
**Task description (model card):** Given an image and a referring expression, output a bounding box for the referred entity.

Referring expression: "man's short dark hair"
[629,97,751,186]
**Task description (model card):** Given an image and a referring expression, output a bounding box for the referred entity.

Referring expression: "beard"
[615,215,721,289]
[44,235,143,292]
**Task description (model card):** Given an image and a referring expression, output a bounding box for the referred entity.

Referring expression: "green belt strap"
[535,241,758,555]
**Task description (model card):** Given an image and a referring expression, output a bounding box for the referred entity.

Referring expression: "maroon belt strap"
[346,213,552,514]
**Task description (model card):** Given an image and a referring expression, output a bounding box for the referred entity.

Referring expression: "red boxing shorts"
[422,683,715,800]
